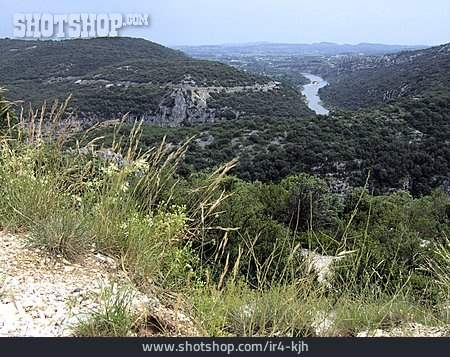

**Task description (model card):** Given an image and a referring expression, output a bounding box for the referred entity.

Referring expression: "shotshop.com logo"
[13,13,149,38]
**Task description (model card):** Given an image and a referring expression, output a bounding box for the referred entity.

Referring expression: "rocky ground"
[356,323,449,337]
[0,231,196,337]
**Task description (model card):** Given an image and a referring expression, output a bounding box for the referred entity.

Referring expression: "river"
[300,73,329,115]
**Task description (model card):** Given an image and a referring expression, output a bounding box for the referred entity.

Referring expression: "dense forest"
[86,93,449,197]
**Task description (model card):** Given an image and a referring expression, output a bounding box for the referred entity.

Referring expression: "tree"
[279,174,342,232]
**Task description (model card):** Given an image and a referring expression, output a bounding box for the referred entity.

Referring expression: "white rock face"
[299,249,342,283]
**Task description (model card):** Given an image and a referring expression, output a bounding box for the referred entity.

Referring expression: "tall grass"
[422,237,450,321]
[0,94,235,288]
[186,178,448,336]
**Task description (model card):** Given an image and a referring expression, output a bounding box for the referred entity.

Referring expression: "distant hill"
[319,43,450,110]
[174,42,429,57]
[0,37,312,126]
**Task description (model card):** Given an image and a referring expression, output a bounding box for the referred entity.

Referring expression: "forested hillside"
[0,37,312,125]
[86,94,449,196]
[319,44,450,110]
[0,35,449,338]
[1,39,448,196]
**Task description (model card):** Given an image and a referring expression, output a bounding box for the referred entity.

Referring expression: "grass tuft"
[73,284,135,337]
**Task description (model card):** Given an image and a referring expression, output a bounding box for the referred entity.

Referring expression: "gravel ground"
[0,231,197,337]
[357,323,450,337]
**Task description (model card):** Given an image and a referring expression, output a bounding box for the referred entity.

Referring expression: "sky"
[1,0,449,46]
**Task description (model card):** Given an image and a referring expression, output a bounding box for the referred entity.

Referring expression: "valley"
[0,36,449,339]
[1,0,450,342]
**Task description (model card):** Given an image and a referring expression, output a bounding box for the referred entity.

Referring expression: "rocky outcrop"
[156,88,217,126]
[300,249,343,284]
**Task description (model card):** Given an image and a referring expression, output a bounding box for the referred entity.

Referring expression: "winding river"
[300,73,329,115]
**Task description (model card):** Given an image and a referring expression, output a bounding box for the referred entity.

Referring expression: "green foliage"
[331,295,436,336]
[0,155,67,232]
[424,237,450,308]
[191,281,318,337]
[0,91,9,132]
[208,85,312,118]
[196,176,292,283]
[88,91,450,197]
[9,39,444,197]
[279,174,342,232]
[0,94,448,337]
[30,208,92,261]
[333,189,450,303]
[0,88,18,135]
[0,99,236,296]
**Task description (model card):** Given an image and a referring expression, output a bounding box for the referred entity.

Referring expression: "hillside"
[0,37,312,126]
[1,39,448,196]
[319,44,450,110]
[0,35,449,338]
[86,95,449,197]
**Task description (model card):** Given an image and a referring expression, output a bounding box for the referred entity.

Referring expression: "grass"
[187,238,449,337]
[422,237,450,322]
[0,275,6,299]
[0,93,448,337]
[330,296,438,336]
[73,284,135,337]
[190,281,319,337]
[29,208,92,261]
[188,277,446,337]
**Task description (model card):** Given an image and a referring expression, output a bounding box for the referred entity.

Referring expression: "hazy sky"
[1,0,449,46]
